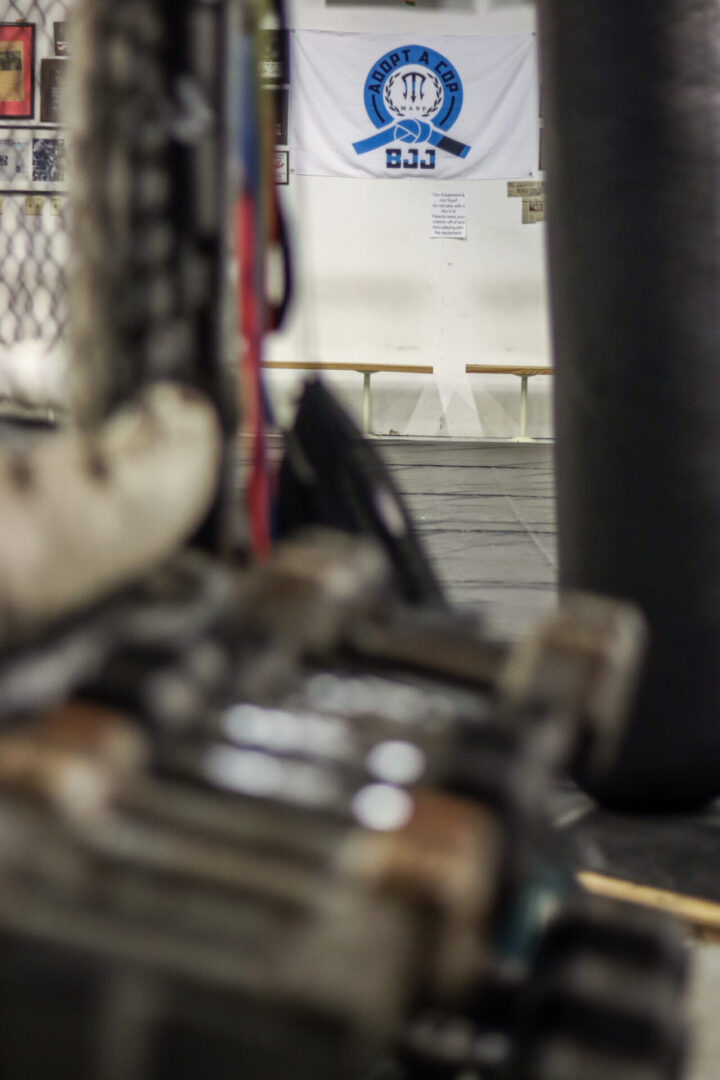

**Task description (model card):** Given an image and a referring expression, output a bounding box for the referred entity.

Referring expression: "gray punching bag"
[537,1,720,808]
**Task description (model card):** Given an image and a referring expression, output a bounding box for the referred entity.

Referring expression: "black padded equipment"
[276,378,446,608]
[538,0,720,808]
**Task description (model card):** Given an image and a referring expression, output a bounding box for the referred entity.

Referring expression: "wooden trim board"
[579,871,720,941]
[466,365,554,377]
[263,362,434,375]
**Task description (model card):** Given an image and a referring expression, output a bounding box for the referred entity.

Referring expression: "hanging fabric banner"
[290,31,537,180]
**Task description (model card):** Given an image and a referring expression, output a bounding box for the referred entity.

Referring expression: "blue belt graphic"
[353,119,470,159]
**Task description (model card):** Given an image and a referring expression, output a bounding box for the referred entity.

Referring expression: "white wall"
[267,0,552,439]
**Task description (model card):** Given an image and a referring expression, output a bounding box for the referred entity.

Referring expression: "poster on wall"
[522,194,545,224]
[259,28,288,84]
[431,190,466,239]
[264,86,289,145]
[0,136,28,181]
[291,31,537,179]
[0,23,35,119]
[0,128,68,192]
[54,21,70,57]
[32,136,66,185]
[40,59,68,124]
[507,180,544,198]
[274,149,289,184]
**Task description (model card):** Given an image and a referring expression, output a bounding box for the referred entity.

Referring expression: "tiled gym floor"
[380,439,557,636]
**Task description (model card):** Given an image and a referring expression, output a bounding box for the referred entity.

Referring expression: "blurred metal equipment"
[0,0,694,1077]
[538,0,720,808]
[0,383,221,643]
[71,0,238,549]
[0,533,688,1080]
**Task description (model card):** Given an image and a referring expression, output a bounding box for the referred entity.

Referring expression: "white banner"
[290,31,537,180]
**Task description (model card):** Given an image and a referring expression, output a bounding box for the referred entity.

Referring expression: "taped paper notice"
[431,191,467,240]
[522,195,545,224]
[0,138,27,181]
[274,150,289,185]
[32,138,66,183]
[24,196,44,217]
[508,180,544,198]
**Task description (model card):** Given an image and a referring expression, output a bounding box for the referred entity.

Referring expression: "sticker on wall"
[40,59,68,124]
[32,138,66,184]
[50,195,63,216]
[508,180,544,198]
[24,195,44,216]
[431,190,466,239]
[0,127,68,193]
[54,21,70,57]
[522,195,545,224]
[0,138,28,181]
[263,86,288,145]
[259,29,288,84]
[274,149,289,185]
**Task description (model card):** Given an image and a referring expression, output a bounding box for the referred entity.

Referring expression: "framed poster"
[0,128,68,193]
[522,195,546,224]
[40,59,67,124]
[263,86,288,145]
[274,149,289,185]
[0,133,29,182]
[258,29,288,84]
[54,21,70,57]
[0,23,35,119]
[32,136,66,185]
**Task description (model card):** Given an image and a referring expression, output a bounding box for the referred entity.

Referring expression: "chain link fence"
[0,0,70,354]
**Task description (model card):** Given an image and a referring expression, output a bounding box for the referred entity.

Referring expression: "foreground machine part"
[0,529,645,781]
[71,0,238,550]
[223,531,646,787]
[0,707,499,1080]
[538,0,720,808]
[0,383,220,644]
[0,585,688,1080]
[0,0,687,1074]
[506,897,688,1080]
[0,530,686,1080]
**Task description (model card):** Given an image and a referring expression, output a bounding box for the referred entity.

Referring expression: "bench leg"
[362,372,372,435]
[514,375,533,442]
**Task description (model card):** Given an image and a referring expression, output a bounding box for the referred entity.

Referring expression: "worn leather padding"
[538,1,720,807]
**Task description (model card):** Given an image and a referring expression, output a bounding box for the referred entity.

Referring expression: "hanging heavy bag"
[537,1,720,808]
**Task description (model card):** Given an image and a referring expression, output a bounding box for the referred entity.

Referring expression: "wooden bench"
[263,362,434,435]
[466,365,554,441]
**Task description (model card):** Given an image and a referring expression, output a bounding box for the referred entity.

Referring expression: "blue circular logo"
[363,45,465,133]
